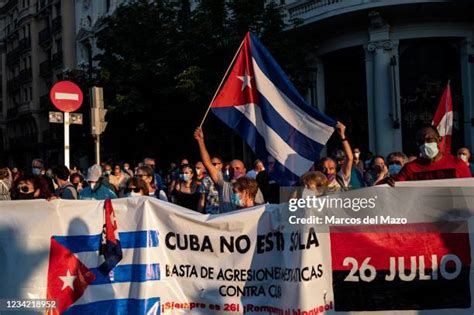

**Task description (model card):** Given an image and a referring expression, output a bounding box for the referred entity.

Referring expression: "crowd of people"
[0,123,472,212]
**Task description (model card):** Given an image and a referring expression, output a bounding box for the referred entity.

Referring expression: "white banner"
[0,179,473,314]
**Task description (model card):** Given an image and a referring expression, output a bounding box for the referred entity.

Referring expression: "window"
[106,0,111,12]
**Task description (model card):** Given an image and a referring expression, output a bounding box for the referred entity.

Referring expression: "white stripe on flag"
[74,281,166,306]
[55,92,79,101]
[234,104,314,176]
[252,58,334,144]
[436,111,453,137]
[76,248,160,269]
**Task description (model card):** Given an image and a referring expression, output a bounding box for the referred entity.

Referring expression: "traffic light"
[90,87,107,135]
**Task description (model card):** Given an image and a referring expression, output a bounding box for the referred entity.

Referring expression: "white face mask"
[90,182,96,189]
[419,142,439,160]
[354,152,360,159]
[458,154,468,162]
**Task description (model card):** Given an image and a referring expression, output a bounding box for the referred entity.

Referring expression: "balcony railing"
[38,28,51,45]
[40,60,52,77]
[52,16,62,34]
[51,51,63,68]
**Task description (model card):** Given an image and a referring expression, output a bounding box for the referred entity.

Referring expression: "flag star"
[237,72,252,91]
[59,269,77,291]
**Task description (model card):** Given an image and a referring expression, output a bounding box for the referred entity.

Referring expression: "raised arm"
[194,127,220,184]
[336,122,353,181]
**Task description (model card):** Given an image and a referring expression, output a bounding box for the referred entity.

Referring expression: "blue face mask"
[388,164,402,175]
[32,168,41,176]
[231,193,244,208]
[179,174,190,182]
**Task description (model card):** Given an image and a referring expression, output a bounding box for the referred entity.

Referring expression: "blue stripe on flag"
[54,230,159,253]
[258,92,324,161]
[248,33,336,128]
[64,297,161,315]
[91,263,160,285]
[212,106,301,186]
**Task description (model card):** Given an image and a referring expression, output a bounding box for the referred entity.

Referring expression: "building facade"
[280,0,474,157]
[0,0,76,167]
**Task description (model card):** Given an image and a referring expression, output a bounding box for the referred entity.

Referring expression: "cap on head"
[86,164,102,182]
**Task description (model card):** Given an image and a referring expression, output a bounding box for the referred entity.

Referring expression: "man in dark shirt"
[394,126,471,182]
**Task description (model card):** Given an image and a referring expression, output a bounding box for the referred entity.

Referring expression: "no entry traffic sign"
[50,81,83,112]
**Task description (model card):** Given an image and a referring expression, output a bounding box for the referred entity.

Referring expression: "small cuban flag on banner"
[98,199,123,276]
[210,32,336,186]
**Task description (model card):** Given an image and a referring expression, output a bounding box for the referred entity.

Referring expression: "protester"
[70,173,87,193]
[79,165,117,200]
[457,147,474,176]
[124,177,149,197]
[198,156,222,214]
[386,152,408,176]
[136,165,168,201]
[393,126,471,182]
[123,162,134,178]
[299,171,329,198]
[0,167,12,200]
[172,164,200,211]
[195,161,207,183]
[317,122,353,192]
[364,155,388,186]
[13,175,52,200]
[353,147,364,171]
[232,177,260,209]
[144,157,165,191]
[194,127,264,213]
[109,163,129,196]
[52,165,78,200]
[246,159,264,179]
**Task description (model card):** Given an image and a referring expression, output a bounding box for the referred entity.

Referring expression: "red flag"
[432,82,453,154]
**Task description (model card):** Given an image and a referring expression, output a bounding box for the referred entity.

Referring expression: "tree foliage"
[94,0,314,164]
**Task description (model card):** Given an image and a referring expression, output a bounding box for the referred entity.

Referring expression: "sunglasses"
[125,187,141,193]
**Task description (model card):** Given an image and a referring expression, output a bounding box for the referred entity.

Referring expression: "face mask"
[131,191,142,197]
[232,170,243,180]
[196,169,202,176]
[18,191,35,199]
[419,142,439,159]
[354,152,360,159]
[32,168,41,176]
[179,174,190,182]
[388,164,402,175]
[104,171,111,176]
[458,154,468,162]
[124,166,129,170]
[90,183,96,189]
[231,193,244,208]
[325,173,336,183]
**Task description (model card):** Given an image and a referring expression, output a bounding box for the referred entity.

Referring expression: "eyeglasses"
[388,161,402,166]
[135,174,148,178]
[125,187,141,193]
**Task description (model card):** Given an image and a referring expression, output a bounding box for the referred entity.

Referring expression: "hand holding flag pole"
[199,38,246,128]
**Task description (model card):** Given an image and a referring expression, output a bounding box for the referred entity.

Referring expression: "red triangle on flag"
[211,33,259,108]
[46,237,96,314]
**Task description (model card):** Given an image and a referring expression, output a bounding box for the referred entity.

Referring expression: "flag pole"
[199,37,246,128]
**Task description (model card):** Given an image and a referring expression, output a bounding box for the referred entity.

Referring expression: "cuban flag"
[432,82,453,155]
[46,200,161,314]
[98,199,123,275]
[211,32,336,186]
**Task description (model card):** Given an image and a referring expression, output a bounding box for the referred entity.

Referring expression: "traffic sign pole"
[64,112,70,168]
[50,81,83,169]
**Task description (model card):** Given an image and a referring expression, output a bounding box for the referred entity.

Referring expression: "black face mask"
[18,191,35,199]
